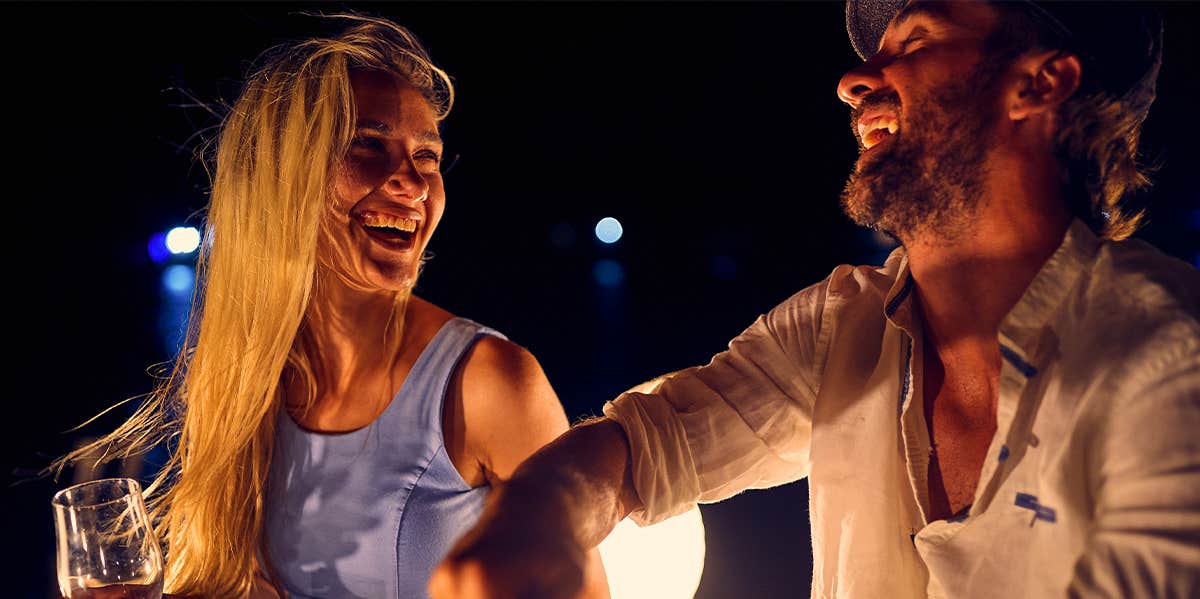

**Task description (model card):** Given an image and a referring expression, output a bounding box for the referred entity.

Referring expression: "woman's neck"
[302,274,410,398]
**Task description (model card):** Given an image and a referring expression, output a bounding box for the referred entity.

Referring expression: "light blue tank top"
[264,318,500,599]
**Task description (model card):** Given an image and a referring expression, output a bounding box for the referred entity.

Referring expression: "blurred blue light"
[550,222,577,249]
[147,232,170,264]
[162,265,195,297]
[595,217,623,244]
[593,259,625,287]
[713,255,738,281]
[166,226,201,254]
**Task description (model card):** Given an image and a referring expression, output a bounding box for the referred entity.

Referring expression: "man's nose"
[837,60,885,109]
[383,157,431,201]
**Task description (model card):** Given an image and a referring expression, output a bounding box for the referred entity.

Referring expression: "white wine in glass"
[52,478,164,599]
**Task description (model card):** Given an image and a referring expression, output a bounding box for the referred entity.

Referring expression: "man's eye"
[897,35,925,55]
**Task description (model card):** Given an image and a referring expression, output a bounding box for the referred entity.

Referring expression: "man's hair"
[986,3,1151,241]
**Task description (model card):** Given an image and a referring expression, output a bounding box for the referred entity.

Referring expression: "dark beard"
[840,76,997,245]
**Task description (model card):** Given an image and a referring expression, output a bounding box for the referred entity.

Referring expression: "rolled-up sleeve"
[1068,334,1200,598]
[604,282,830,525]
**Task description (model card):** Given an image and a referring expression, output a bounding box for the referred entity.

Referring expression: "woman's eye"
[413,150,441,164]
[350,137,384,152]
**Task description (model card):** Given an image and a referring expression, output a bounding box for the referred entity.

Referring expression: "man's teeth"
[864,121,899,149]
[362,213,417,233]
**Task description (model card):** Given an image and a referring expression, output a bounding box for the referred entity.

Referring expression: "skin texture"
[840,1,1004,244]
[432,1,1085,595]
[429,419,635,599]
[279,71,608,597]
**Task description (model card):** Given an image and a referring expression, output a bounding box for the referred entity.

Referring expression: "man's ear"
[1008,50,1082,121]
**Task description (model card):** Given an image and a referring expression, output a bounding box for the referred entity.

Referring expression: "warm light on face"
[598,507,706,598]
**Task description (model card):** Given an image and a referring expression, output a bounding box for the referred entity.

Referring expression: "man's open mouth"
[859,115,900,150]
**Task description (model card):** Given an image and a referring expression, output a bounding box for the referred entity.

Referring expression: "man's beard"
[840,75,998,245]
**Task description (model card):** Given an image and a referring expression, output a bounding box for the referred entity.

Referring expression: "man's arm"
[429,418,638,599]
[430,276,839,598]
[1067,342,1200,597]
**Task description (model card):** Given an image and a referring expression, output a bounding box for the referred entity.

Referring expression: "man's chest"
[922,356,1000,521]
[807,345,1092,599]
[925,390,998,519]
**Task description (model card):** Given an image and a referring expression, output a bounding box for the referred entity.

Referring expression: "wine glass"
[52,478,164,599]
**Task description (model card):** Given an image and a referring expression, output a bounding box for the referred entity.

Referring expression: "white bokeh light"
[595,217,624,244]
[598,507,706,599]
[165,226,201,255]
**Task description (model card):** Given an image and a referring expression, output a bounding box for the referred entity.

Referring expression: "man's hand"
[428,523,590,599]
[429,418,635,599]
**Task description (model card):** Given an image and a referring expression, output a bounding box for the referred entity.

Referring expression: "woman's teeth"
[361,212,417,233]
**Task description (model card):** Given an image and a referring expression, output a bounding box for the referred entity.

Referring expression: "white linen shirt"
[604,220,1200,598]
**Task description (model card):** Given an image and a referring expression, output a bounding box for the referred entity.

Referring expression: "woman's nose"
[837,60,885,109]
[383,158,430,201]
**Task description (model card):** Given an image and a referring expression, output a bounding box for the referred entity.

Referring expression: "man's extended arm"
[430,276,838,598]
[429,418,638,599]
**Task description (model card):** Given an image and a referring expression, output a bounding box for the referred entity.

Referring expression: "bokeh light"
[593,259,625,287]
[713,255,738,281]
[165,226,201,255]
[147,232,170,264]
[599,507,706,599]
[162,264,195,297]
[550,222,577,249]
[595,217,624,244]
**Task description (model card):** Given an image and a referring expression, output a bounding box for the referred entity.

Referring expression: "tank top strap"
[385,317,507,438]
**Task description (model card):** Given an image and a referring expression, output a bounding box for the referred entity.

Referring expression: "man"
[430,1,1199,597]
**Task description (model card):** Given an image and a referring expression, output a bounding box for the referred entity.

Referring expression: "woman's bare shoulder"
[455,333,569,482]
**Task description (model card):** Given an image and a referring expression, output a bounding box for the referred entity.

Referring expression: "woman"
[59,15,606,599]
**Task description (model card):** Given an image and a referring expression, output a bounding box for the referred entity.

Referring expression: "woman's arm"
[439,336,617,599]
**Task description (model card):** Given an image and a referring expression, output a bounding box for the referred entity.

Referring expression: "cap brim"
[846,0,907,59]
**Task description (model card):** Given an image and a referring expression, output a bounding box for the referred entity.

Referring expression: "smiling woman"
[52,14,606,599]
[323,70,445,292]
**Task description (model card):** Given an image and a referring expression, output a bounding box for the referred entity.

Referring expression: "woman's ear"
[1008,50,1083,121]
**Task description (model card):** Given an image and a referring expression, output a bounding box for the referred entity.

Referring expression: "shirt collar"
[883,247,918,333]
[999,219,1101,354]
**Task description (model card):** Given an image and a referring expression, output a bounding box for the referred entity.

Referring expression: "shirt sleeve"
[603,280,830,525]
[1067,334,1200,598]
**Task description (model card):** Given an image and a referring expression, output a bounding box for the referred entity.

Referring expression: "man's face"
[837,1,1007,244]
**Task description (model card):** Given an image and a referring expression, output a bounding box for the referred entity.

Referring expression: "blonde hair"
[55,14,453,598]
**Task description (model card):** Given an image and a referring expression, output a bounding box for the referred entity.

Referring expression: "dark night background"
[5,2,1197,597]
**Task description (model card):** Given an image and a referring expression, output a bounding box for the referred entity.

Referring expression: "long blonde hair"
[55,14,453,598]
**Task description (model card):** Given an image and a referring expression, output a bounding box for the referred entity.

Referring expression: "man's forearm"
[484,417,640,550]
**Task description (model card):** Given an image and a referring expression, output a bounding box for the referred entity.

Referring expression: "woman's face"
[321,70,446,293]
